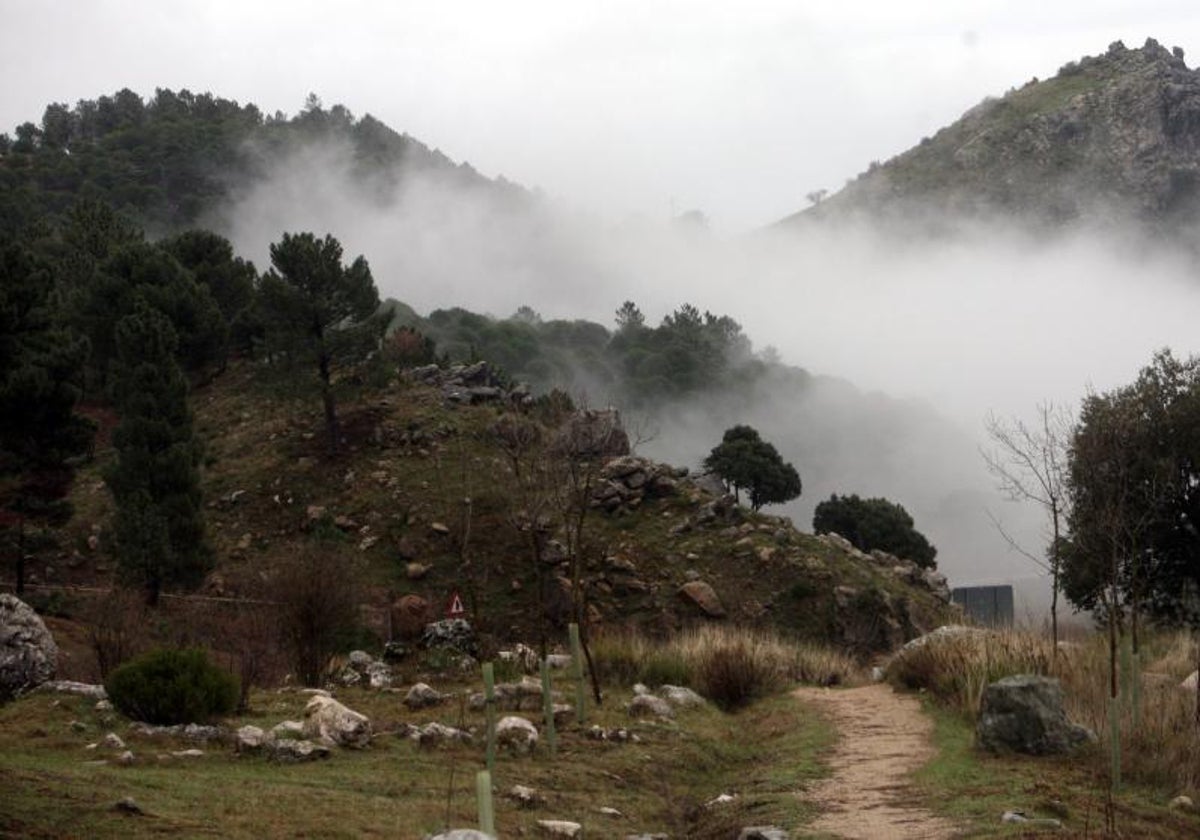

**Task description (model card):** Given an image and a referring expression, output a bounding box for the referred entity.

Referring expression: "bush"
[813,493,937,568]
[105,647,238,724]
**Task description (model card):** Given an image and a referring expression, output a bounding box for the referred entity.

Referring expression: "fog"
[222,142,1200,612]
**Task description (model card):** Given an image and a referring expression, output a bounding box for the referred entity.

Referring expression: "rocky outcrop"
[0,595,58,701]
[786,38,1200,233]
[554,409,630,459]
[337,650,392,689]
[407,361,533,409]
[302,695,372,748]
[977,674,1094,755]
[421,618,478,657]
[590,456,682,513]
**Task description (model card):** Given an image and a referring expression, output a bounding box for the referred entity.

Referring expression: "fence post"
[482,662,496,776]
[541,657,557,757]
[569,622,585,725]
[476,769,495,836]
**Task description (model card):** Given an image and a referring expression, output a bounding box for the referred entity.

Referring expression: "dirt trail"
[793,682,960,839]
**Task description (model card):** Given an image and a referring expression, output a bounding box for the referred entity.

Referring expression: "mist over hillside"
[215,128,1200,608]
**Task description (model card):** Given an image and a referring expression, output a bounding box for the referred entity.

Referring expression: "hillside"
[783,38,1200,232]
[0,89,529,237]
[24,358,954,675]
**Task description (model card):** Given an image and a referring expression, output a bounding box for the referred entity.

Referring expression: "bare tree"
[981,402,1073,649]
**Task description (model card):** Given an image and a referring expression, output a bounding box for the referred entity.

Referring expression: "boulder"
[977,675,1094,755]
[302,695,372,748]
[404,682,446,709]
[408,721,472,746]
[426,832,494,840]
[554,408,631,459]
[496,715,539,755]
[235,725,268,753]
[537,821,582,838]
[267,738,331,763]
[421,618,478,656]
[0,594,58,701]
[507,784,544,808]
[1182,670,1198,692]
[659,685,705,708]
[677,580,726,618]
[392,594,433,639]
[628,694,674,720]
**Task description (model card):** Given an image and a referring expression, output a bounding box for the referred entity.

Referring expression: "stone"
[1169,794,1195,811]
[738,829,790,840]
[406,562,430,580]
[659,685,705,708]
[545,653,572,669]
[267,738,331,763]
[101,732,126,750]
[404,682,446,709]
[171,749,205,758]
[426,832,494,840]
[628,694,674,720]
[1001,811,1062,828]
[421,618,478,656]
[410,721,472,747]
[706,793,737,807]
[677,580,726,618]
[0,594,58,701]
[555,409,630,458]
[302,695,372,748]
[507,784,544,808]
[977,675,1094,755]
[114,750,135,766]
[36,680,107,700]
[235,725,268,753]
[536,821,582,838]
[392,594,433,639]
[430,522,451,535]
[114,796,144,815]
[599,806,623,817]
[365,661,392,689]
[496,715,539,755]
[1181,670,1198,692]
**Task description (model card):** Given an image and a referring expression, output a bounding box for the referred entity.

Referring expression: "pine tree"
[104,302,210,604]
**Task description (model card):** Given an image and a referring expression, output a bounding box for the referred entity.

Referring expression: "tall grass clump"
[591,625,860,711]
[887,628,1054,715]
[890,625,1200,794]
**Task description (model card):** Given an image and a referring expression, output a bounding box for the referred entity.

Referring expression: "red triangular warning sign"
[446,591,465,618]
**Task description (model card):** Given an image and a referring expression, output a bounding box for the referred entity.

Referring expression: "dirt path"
[793,683,960,839]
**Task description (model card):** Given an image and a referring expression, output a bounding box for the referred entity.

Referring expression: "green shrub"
[105,647,238,724]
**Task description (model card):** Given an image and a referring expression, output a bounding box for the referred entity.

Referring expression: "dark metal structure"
[951,584,1014,628]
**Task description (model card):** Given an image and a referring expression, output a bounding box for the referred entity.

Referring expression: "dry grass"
[591,624,861,710]
[888,626,1200,795]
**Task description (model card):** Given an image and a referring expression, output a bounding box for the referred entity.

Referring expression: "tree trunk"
[1050,501,1061,654]
[15,516,25,596]
[319,352,339,452]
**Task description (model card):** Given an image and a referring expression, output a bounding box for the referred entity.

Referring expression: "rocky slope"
[784,38,1200,232]
[24,360,956,665]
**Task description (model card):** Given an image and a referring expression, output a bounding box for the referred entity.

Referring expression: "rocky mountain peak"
[787,37,1200,233]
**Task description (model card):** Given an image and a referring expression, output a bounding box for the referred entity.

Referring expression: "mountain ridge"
[782,37,1200,234]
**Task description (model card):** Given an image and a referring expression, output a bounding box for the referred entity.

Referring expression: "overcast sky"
[4,1,1199,231]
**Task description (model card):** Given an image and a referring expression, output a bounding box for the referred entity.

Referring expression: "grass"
[0,630,842,839]
[891,627,1200,836]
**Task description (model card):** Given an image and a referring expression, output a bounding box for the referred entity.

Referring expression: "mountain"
[782,38,1200,233]
[0,89,529,237]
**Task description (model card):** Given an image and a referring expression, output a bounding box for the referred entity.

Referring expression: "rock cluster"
[0,594,58,701]
[336,650,393,689]
[407,361,533,408]
[590,456,683,513]
[469,675,563,712]
[421,618,478,657]
[818,533,951,601]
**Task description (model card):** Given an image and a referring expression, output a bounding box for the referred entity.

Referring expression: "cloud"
[220,142,1200,605]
